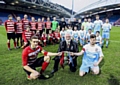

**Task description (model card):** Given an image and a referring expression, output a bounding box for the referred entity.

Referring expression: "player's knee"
[79,71,85,77]
[93,70,99,75]
[44,56,50,62]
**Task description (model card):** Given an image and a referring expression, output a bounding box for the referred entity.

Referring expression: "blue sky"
[50,0,98,12]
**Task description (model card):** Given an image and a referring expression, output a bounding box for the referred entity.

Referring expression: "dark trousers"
[53,56,77,72]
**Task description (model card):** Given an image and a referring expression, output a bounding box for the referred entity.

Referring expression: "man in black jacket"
[59,18,67,31]
[51,32,79,74]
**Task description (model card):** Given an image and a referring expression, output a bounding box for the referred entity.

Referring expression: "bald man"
[51,32,79,74]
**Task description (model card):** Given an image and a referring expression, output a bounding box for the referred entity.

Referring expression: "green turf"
[0,26,120,85]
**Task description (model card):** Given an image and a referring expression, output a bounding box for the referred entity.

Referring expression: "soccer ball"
[30,72,39,79]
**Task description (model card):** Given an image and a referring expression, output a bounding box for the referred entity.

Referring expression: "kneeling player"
[22,35,61,80]
[72,34,103,76]
[22,26,33,48]
[41,31,47,46]
[53,29,60,43]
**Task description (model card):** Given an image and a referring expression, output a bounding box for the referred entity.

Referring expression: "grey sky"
[50,0,98,12]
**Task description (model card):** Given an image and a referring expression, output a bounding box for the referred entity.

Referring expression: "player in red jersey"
[41,31,47,46]
[30,17,37,34]
[53,29,60,43]
[22,26,33,48]
[41,17,45,32]
[15,16,23,48]
[22,14,29,31]
[48,30,54,44]
[22,35,62,80]
[4,15,16,50]
[45,17,52,36]
[37,18,43,37]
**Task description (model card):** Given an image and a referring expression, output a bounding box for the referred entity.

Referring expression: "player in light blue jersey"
[102,19,112,48]
[96,31,102,47]
[93,15,103,34]
[86,18,94,33]
[86,29,94,44]
[72,34,104,76]
[60,27,66,41]
[78,26,86,46]
[73,26,79,43]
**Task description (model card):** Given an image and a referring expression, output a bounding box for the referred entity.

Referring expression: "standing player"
[22,26,33,48]
[93,15,103,34]
[86,18,94,33]
[96,31,102,47]
[60,27,65,41]
[59,18,67,31]
[72,26,79,43]
[102,19,112,48]
[37,18,43,36]
[22,14,29,31]
[51,17,58,33]
[30,17,37,34]
[41,17,45,33]
[86,29,94,44]
[45,17,52,37]
[4,15,16,50]
[72,34,104,76]
[78,26,86,46]
[15,16,23,48]
[82,18,88,31]
[22,35,62,80]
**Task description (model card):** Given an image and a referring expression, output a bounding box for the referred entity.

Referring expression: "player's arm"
[4,21,7,31]
[94,47,104,66]
[72,48,84,56]
[41,49,61,56]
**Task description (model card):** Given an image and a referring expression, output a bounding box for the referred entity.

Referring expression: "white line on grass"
[110,40,120,43]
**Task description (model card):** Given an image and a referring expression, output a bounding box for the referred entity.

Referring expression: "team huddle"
[4,14,111,80]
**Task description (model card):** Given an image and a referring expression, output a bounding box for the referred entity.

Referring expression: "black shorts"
[46,29,51,34]
[23,56,44,75]
[7,33,15,40]
[16,33,22,39]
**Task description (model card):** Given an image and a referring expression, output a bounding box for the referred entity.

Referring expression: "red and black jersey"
[22,46,42,66]
[37,22,43,30]
[53,32,60,39]
[45,21,51,29]
[29,21,37,30]
[4,20,15,33]
[48,33,54,38]
[42,21,45,29]
[22,30,33,42]
[22,19,29,30]
[15,21,23,33]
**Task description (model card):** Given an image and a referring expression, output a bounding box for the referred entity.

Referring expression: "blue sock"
[106,41,109,46]
[102,40,104,46]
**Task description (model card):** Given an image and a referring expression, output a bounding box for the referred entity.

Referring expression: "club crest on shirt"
[95,48,98,52]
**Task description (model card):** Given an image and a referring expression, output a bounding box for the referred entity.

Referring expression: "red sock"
[44,42,46,46]
[40,62,49,74]
[7,42,10,49]
[14,41,16,48]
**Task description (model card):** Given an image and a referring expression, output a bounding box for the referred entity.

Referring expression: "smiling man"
[22,35,61,80]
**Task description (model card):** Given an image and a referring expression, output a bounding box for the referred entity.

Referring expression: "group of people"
[4,14,112,80]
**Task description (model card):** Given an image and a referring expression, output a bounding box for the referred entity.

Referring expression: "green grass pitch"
[0,26,120,85]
